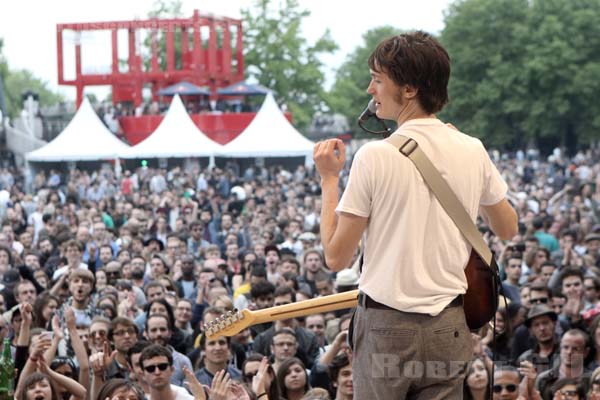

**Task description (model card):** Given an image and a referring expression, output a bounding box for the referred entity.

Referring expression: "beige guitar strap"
[384,134,494,267]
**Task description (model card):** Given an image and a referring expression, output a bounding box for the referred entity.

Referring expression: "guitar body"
[463,249,500,330]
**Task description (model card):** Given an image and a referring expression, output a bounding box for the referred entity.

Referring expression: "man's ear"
[402,85,419,100]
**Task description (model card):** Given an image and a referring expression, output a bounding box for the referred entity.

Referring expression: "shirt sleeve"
[336,146,373,218]
[479,143,508,206]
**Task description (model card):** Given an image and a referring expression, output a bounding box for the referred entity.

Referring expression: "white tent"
[120,94,222,159]
[26,97,130,161]
[218,92,315,159]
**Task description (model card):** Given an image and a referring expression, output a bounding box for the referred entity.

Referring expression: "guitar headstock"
[205,308,255,340]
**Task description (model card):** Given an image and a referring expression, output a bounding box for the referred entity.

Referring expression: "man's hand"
[64,307,76,332]
[183,366,207,400]
[313,139,346,180]
[208,370,230,400]
[21,303,33,326]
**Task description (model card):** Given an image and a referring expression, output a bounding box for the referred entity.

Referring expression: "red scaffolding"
[56,10,244,108]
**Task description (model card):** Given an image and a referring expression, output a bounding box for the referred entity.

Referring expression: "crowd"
[0,144,598,400]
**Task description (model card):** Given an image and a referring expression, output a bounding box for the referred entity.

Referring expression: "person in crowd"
[277,357,310,400]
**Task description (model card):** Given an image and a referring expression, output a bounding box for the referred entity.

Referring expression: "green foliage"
[3,69,63,118]
[143,0,185,71]
[439,0,600,152]
[326,26,401,136]
[241,0,338,130]
[0,37,63,119]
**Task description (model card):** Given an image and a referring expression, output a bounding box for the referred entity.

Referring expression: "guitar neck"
[252,289,359,325]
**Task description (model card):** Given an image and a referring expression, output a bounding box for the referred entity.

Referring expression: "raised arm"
[479,198,518,241]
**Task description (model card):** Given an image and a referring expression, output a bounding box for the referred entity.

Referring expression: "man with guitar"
[313,31,518,399]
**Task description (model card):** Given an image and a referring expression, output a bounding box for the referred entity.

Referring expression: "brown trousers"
[351,303,472,399]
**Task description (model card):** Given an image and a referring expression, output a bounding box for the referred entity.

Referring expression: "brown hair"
[368,31,450,114]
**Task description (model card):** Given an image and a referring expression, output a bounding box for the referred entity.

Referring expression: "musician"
[313,31,518,398]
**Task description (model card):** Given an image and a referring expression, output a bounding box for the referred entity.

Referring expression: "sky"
[0,0,454,100]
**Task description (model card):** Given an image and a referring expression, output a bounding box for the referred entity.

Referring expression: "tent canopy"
[218,92,314,158]
[157,81,210,96]
[217,80,271,96]
[120,94,222,159]
[26,97,130,162]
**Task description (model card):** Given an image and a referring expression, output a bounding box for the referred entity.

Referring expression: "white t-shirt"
[336,118,507,315]
[52,263,89,280]
[146,385,194,400]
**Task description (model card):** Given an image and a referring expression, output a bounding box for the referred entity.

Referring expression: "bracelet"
[257,394,267,399]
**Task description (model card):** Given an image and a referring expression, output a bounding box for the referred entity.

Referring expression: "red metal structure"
[56,10,281,145]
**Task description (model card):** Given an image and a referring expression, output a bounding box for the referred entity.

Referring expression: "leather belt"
[357,292,463,311]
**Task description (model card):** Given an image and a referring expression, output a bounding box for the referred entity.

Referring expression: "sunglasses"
[143,363,170,373]
[492,384,517,393]
[530,298,548,304]
[559,389,578,397]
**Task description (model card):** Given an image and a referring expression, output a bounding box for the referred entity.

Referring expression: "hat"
[584,233,600,243]
[525,305,557,327]
[143,237,165,251]
[2,269,20,286]
[335,269,359,287]
[298,232,317,242]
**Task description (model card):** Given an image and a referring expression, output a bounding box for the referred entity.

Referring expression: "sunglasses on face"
[530,297,548,304]
[143,363,170,373]
[559,389,578,397]
[492,384,517,393]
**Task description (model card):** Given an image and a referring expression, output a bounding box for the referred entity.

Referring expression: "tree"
[439,0,530,149]
[0,36,63,119]
[4,69,63,118]
[241,0,338,130]
[439,0,600,152]
[327,26,401,136]
[143,0,185,71]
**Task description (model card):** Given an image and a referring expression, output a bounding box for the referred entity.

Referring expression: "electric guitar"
[205,289,359,340]
[205,258,497,340]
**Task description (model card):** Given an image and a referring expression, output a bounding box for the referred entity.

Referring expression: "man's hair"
[108,317,139,340]
[144,280,165,296]
[126,340,152,366]
[302,249,323,264]
[562,328,589,349]
[251,281,276,299]
[139,344,173,368]
[550,378,585,398]
[530,281,552,298]
[70,268,95,284]
[558,268,584,287]
[540,261,557,270]
[368,31,450,114]
[274,285,296,301]
[272,327,297,342]
[145,313,172,332]
[250,266,267,279]
[63,239,84,252]
[328,353,351,383]
[99,244,114,255]
[13,279,35,299]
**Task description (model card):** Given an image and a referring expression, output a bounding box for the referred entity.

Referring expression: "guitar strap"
[385,133,506,395]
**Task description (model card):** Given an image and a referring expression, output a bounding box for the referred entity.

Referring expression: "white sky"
[0,0,453,100]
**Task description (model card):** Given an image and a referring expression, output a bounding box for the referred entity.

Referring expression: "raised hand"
[313,139,346,180]
[251,356,270,396]
[64,307,76,331]
[208,369,230,400]
[51,315,64,341]
[183,366,207,400]
[21,303,33,326]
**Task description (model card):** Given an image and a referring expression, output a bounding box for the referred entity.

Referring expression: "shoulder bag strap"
[385,134,494,266]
